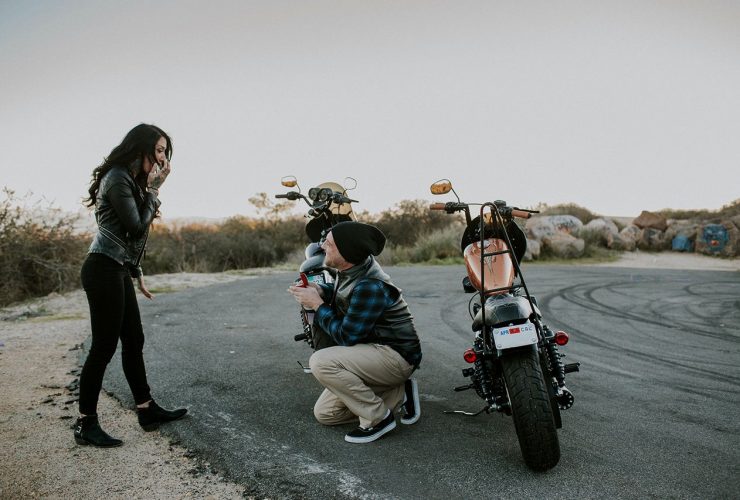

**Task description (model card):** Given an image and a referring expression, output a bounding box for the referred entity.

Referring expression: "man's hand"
[137,276,155,300]
[288,283,324,310]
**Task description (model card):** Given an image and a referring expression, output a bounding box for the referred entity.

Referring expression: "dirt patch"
[589,250,739,271]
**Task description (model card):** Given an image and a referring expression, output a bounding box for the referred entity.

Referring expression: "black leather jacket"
[88,165,160,278]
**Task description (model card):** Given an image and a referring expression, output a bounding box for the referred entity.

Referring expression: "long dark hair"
[84,124,173,207]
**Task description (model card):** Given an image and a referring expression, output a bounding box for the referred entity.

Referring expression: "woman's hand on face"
[137,276,155,300]
[147,158,171,190]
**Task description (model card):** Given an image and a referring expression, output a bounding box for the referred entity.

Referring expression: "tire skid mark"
[537,282,740,386]
[440,294,475,342]
[566,281,738,343]
[684,282,740,298]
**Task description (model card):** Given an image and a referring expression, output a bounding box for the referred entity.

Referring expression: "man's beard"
[323,255,337,268]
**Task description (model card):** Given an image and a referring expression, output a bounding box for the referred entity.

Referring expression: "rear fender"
[472,295,540,331]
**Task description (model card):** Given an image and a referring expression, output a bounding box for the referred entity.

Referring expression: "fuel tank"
[463,238,515,295]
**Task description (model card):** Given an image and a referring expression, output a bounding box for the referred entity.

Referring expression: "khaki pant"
[309,344,414,429]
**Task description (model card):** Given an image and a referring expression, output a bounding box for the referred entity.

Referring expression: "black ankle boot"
[137,400,188,432]
[74,415,123,447]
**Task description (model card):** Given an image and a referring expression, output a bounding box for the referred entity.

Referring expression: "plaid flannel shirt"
[315,279,389,346]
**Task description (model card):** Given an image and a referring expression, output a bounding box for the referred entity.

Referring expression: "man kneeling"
[288,222,422,443]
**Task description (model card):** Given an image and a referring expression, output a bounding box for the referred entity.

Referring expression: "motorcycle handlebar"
[511,209,532,219]
[430,203,446,211]
[275,194,289,199]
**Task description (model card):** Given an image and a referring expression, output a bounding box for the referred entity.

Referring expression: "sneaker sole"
[344,419,397,444]
[400,378,421,425]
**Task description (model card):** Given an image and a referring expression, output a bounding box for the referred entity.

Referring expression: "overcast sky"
[1,0,738,221]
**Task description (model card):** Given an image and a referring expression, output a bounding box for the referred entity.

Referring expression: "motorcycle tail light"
[463,348,477,363]
[554,330,570,346]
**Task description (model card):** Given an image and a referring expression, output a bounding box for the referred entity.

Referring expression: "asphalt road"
[104,265,740,499]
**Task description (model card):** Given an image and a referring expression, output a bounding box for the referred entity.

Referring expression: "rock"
[548,215,584,236]
[581,218,619,246]
[523,238,541,261]
[542,233,585,258]
[695,221,739,257]
[633,210,668,231]
[637,227,665,251]
[525,217,557,240]
[664,220,699,251]
[620,225,642,242]
[525,215,584,240]
[607,232,637,251]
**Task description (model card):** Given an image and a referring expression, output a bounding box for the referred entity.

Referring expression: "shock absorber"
[542,326,566,387]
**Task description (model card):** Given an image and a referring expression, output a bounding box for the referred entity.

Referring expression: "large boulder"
[695,221,738,257]
[523,238,541,261]
[542,233,585,258]
[664,220,699,251]
[580,218,619,246]
[633,210,668,231]
[617,225,642,248]
[548,215,584,236]
[525,217,557,240]
[607,231,637,251]
[525,215,583,240]
[637,227,665,251]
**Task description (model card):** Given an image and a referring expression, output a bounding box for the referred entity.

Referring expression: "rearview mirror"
[281,176,298,188]
[430,179,452,195]
[343,177,358,191]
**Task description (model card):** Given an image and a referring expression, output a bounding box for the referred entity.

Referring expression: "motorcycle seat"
[472,294,541,331]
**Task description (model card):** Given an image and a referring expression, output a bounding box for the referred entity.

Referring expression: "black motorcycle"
[430,179,580,471]
[275,176,358,356]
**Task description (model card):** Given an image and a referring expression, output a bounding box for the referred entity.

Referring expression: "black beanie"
[330,222,386,264]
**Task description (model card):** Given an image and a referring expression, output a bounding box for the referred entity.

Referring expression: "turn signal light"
[554,331,570,346]
[463,348,478,363]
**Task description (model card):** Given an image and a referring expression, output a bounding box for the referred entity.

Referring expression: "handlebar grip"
[430,203,446,210]
[511,209,532,219]
[275,194,289,199]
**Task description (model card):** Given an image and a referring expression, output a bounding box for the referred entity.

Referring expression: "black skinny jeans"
[79,253,151,415]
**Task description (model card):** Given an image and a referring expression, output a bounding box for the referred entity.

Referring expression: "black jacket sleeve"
[106,179,160,238]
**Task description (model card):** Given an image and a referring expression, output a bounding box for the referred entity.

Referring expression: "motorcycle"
[429,179,580,471]
[275,176,358,358]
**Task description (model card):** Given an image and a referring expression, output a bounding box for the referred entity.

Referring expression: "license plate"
[492,322,537,349]
[306,273,325,285]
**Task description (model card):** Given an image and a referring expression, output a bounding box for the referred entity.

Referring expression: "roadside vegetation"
[3,189,735,307]
[0,189,88,307]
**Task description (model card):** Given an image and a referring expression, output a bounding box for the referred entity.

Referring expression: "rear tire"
[502,348,560,471]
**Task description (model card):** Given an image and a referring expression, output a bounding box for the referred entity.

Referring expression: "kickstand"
[297,361,312,374]
[443,405,489,417]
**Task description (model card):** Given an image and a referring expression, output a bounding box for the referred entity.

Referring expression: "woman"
[75,123,187,447]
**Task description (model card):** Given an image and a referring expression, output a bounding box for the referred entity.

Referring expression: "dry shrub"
[0,189,88,306]
[537,203,598,224]
[657,199,740,222]
[144,210,307,274]
[390,224,464,264]
[366,199,457,247]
